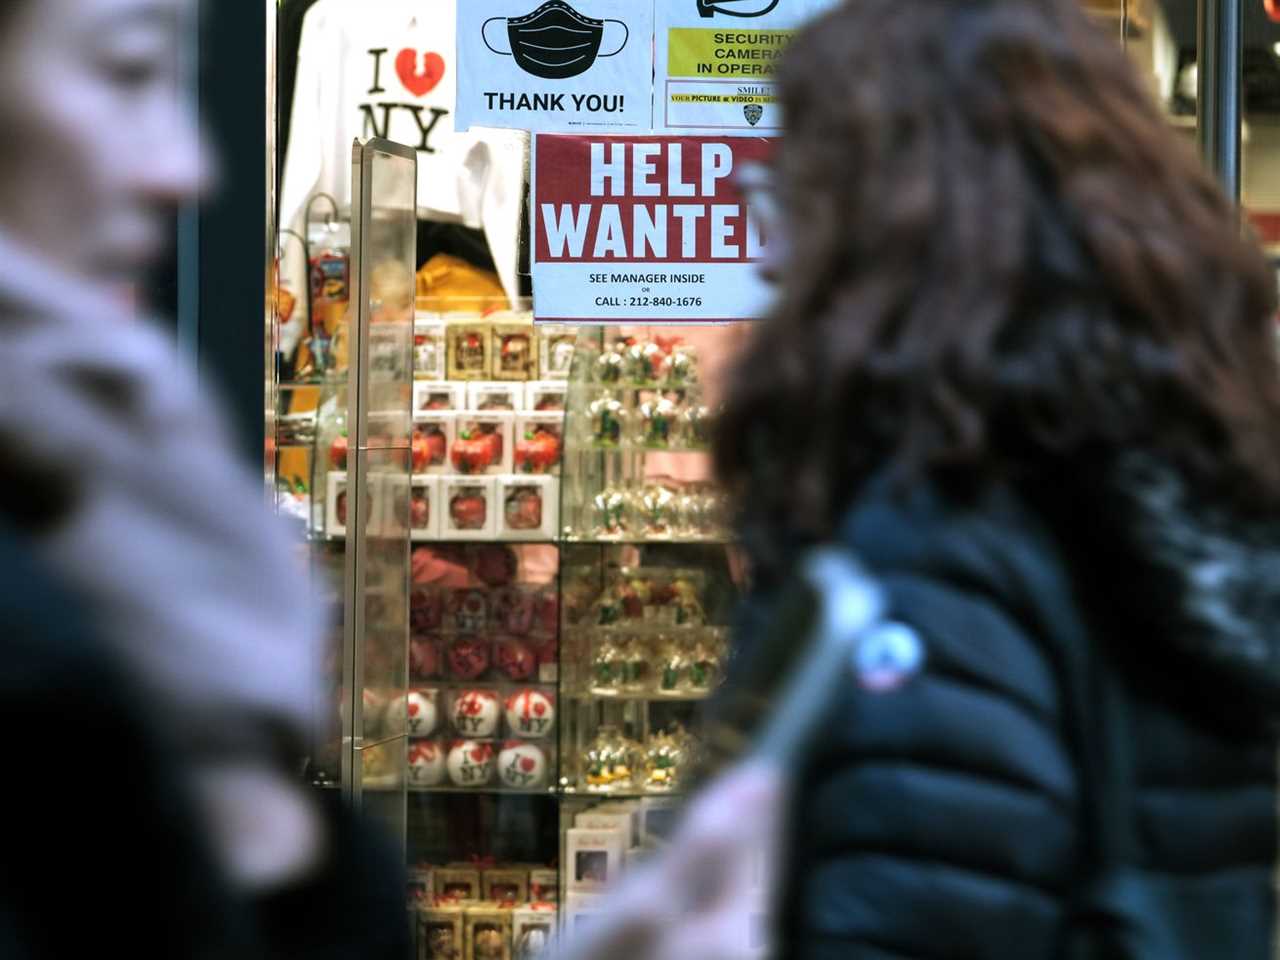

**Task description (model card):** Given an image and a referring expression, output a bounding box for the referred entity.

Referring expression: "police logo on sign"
[743,103,763,126]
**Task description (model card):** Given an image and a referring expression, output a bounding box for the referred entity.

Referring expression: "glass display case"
[380,321,749,957]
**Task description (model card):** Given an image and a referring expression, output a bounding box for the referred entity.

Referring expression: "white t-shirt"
[280,0,527,321]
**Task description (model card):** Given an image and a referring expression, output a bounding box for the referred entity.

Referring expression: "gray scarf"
[0,231,321,748]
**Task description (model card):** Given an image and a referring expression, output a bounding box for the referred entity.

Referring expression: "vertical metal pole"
[1197,0,1243,201]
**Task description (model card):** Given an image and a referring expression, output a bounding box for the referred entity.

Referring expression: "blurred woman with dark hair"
[707,0,1280,956]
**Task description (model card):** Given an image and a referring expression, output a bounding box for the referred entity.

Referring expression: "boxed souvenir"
[514,413,564,475]
[447,321,492,380]
[413,412,455,474]
[565,827,627,891]
[410,476,441,541]
[446,740,496,788]
[408,865,434,907]
[524,381,568,412]
[378,470,409,538]
[434,868,482,903]
[511,906,556,959]
[491,632,539,683]
[639,796,683,847]
[467,381,522,411]
[464,905,512,960]
[563,891,609,937]
[537,324,577,380]
[326,470,379,538]
[496,740,550,790]
[414,318,447,380]
[415,380,466,413]
[497,475,559,541]
[451,412,514,475]
[441,477,497,541]
[419,904,465,960]
[482,869,529,906]
[528,869,559,905]
[491,323,537,381]
[574,807,637,850]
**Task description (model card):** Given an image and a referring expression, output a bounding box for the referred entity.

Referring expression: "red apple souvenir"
[515,429,561,474]
[447,589,489,633]
[410,490,430,529]
[450,490,487,530]
[493,587,535,635]
[472,545,517,587]
[532,591,559,638]
[495,636,537,681]
[505,487,543,531]
[410,636,443,680]
[411,430,433,472]
[411,586,443,633]
[448,637,490,680]
[329,433,348,470]
[451,427,496,473]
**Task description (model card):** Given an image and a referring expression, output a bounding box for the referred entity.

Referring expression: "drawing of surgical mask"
[697,0,781,17]
[483,0,629,80]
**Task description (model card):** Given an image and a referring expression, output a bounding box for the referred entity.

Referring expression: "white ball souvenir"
[447,740,495,787]
[504,688,556,739]
[395,690,438,737]
[361,688,387,738]
[452,689,501,737]
[498,740,548,789]
[407,740,446,787]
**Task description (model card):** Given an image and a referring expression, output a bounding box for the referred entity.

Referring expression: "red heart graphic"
[397,50,445,97]
[408,702,420,716]
[520,756,536,772]
[471,747,488,763]
[533,702,546,716]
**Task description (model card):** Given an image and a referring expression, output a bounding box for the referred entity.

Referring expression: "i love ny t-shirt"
[280,0,527,305]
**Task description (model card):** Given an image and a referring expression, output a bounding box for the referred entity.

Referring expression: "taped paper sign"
[531,134,776,322]
[654,0,840,134]
[456,0,654,133]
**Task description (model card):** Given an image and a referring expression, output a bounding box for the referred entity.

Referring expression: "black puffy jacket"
[753,459,1279,959]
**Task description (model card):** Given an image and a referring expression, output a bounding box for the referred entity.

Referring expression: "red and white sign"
[531,134,774,322]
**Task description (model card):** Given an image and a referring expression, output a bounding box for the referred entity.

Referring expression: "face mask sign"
[697,0,782,16]
[483,0,630,79]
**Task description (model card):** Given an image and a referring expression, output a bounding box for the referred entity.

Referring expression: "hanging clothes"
[279,0,528,308]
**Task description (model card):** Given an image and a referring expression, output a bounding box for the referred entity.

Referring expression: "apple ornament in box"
[451,425,498,474]
[515,426,561,474]
[447,740,495,787]
[505,688,555,739]
[493,587,535,635]
[410,636,443,680]
[499,741,547,789]
[413,428,444,472]
[495,636,537,681]
[408,741,446,787]
[447,636,491,680]
[451,689,501,737]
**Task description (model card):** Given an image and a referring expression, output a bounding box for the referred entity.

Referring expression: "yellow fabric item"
[416,253,509,314]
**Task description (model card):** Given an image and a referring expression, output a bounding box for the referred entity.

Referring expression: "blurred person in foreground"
[0,0,405,956]
[555,0,1280,958]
